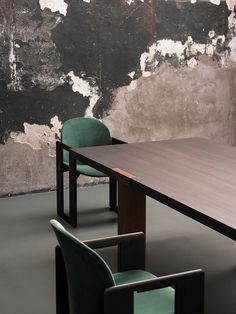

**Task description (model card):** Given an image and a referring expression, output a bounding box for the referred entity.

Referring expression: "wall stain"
[0,0,236,195]
[0,0,235,144]
[155,1,229,43]
[51,0,154,117]
[0,84,88,143]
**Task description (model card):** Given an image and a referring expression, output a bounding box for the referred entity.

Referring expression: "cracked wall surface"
[0,0,236,196]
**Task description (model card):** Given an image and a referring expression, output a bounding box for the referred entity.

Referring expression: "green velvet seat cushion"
[63,161,106,177]
[113,270,174,314]
[113,269,156,284]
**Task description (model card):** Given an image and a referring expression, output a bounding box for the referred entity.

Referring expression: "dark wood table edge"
[131,181,236,242]
[70,148,236,241]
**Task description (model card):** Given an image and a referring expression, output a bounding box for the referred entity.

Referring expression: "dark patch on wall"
[0,84,88,143]
[0,0,233,144]
[155,1,229,43]
[52,0,154,116]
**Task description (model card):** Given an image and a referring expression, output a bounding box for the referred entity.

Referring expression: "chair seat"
[113,270,174,314]
[64,162,106,177]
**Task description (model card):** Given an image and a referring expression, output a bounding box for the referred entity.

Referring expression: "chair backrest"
[50,220,115,314]
[61,117,112,164]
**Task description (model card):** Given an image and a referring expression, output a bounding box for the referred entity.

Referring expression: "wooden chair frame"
[56,138,125,227]
[55,232,204,314]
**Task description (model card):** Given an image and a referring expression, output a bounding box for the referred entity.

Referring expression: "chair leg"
[55,246,69,314]
[109,178,117,212]
[175,271,204,314]
[69,152,79,227]
[56,143,64,218]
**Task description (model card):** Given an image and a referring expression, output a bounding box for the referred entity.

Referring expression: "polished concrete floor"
[0,184,235,314]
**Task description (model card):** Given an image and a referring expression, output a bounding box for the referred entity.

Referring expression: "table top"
[71,138,236,240]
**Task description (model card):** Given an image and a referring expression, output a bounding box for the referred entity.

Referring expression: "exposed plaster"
[104,62,236,146]
[7,5,22,92]
[228,34,236,61]
[127,0,135,5]
[228,11,236,29]
[67,71,100,117]
[208,30,216,38]
[210,0,220,6]
[226,0,236,11]
[128,71,135,79]
[5,2,64,92]
[8,30,20,91]
[187,57,198,68]
[127,79,138,91]
[139,34,231,77]
[126,0,144,4]
[10,116,62,157]
[39,0,68,16]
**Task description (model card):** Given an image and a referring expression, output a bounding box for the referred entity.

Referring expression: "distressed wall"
[0,0,236,196]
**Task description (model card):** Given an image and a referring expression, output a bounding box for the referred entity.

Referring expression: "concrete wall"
[1,0,236,196]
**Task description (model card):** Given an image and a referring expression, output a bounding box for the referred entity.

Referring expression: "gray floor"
[0,184,235,314]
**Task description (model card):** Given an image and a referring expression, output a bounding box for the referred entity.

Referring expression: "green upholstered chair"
[56,117,125,227]
[50,219,204,314]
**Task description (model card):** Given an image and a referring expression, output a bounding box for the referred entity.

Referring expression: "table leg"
[118,181,146,235]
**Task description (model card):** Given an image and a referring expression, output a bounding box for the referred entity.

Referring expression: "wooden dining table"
[69,138,236,241]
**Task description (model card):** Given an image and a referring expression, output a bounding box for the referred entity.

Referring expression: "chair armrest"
[104,269,204,314]
[56,141,71,152]
[112,137,127,144]
[84,232,145,271]
[56,141,72,172]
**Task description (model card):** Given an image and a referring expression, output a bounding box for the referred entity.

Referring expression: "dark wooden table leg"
[118,181,146,235]
[69,152,77,227]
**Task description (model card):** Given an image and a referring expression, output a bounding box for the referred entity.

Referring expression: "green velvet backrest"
[61,117,112,164]
[50,220,115,314]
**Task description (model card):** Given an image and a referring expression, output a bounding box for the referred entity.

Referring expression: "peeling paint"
[210,0,221,6]
[228,35,236,61]
[127,0,135,5]
[186,37,206,55]
[4,2,65,93]
[1,0,236,197]
[39,0,68,16]
[8,31,19,91]
[226,0,236,11]
[128,71,135,79]
[208,30,216,38]
[127,79,138,91]
[7,5,22,92]
[139,34,231,76]
[187,57,198,68]
[104,62,236,147]
[10,116,62,157]
[126,0,144,4]
[68,71,100,117]
[228,11,236,29]
[140,39,184,76]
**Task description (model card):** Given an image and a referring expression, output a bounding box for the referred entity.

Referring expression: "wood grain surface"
[71,138,236,240]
